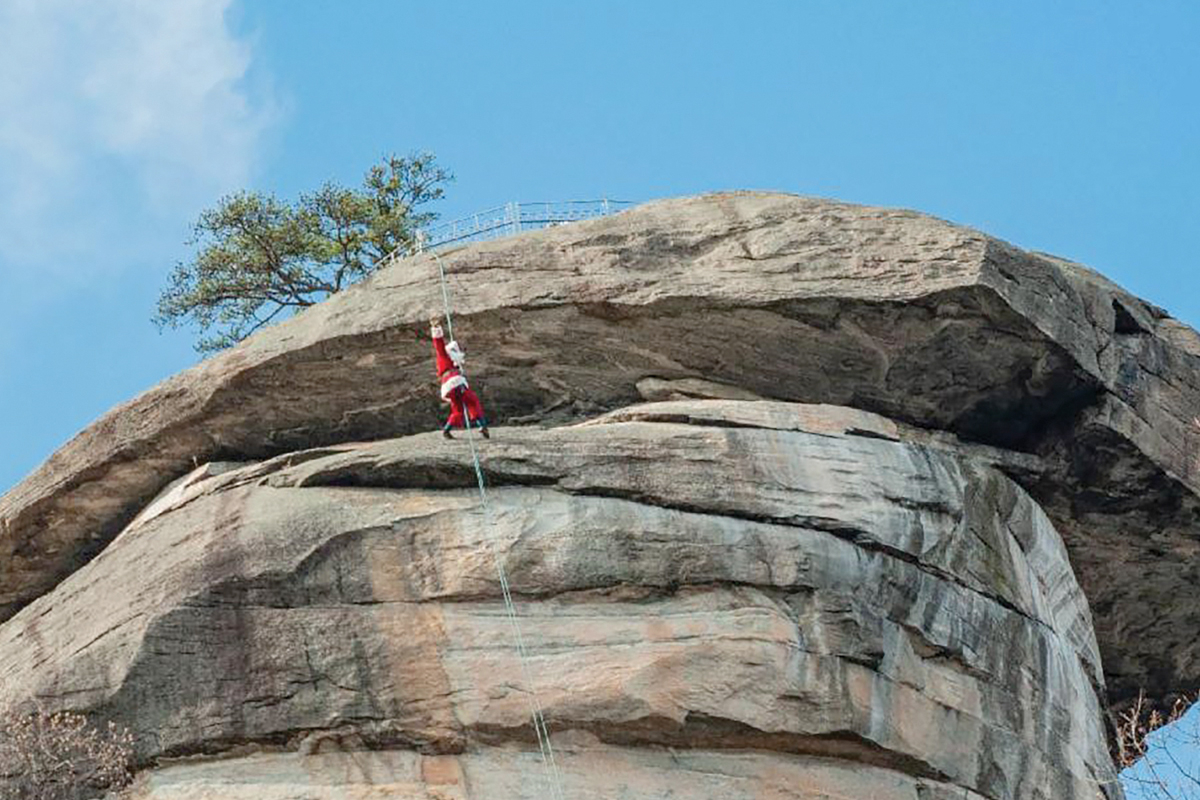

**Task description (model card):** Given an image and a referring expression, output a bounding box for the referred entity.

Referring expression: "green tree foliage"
[155,152,451,353]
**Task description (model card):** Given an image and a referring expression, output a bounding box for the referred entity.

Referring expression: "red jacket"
[431,326,467,400]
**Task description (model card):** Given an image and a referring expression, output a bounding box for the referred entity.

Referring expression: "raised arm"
[431,319,454,376]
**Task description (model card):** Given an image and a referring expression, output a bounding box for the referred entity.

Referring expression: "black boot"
[442,425,454,439]
[481,426,490,439]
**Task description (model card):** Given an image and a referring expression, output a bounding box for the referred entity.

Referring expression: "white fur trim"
[446,340,466,366]
[431,325,444,339]
[440,374,468,398]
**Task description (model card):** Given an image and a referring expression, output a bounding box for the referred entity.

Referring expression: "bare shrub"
[0,706,134,800]
[1117,691,1200,799]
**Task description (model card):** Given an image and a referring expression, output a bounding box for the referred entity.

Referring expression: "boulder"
[6,192,1196,716]
[0,402,1116,799]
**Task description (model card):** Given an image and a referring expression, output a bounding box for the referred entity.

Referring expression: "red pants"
[444,386,487,429]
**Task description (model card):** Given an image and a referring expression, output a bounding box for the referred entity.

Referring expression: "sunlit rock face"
[8,190,1194,798]
[0,402,1116,799]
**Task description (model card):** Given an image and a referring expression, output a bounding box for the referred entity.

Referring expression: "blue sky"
[0,1,1198,791]
[2,1,1197,492]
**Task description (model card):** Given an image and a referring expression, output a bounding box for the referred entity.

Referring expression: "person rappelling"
[424,255,562,798]
[430,317,489,439]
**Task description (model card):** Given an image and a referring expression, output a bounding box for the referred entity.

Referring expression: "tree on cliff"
[154,152,452,353]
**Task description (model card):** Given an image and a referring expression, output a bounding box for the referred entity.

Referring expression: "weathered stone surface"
[1,192,1197,727]
[0,403,1116,799]
[1,192,1196,724]
[11,190,1200,799]
[582,398,903,439]
[125,746,994,799]
[634,376,769,403]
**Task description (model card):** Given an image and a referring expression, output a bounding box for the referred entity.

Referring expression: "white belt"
[440,374,468,398]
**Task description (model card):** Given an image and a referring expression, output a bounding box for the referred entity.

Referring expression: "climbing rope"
[429,248,568,800]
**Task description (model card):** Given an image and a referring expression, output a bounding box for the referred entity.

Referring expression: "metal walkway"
[419,199,635,252]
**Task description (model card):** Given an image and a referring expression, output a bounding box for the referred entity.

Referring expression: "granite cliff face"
[4,191,1196,798]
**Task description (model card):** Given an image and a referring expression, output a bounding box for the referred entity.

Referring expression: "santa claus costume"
[431,321,489,439]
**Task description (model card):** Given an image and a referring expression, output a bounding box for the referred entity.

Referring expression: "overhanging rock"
[2,190,1199,720]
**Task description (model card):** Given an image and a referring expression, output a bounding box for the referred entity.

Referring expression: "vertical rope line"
[437,253,456,343]
[432,250,568,800]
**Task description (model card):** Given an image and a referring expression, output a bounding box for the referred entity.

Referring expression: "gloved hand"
[446,340,466,366]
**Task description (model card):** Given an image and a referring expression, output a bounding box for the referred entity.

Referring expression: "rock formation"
[5,190,1195,798]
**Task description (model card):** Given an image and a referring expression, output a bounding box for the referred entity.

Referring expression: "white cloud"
[0,0,276,278]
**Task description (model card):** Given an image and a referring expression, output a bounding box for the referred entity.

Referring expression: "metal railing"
[417,199,636,252]
[376,198,636,269]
